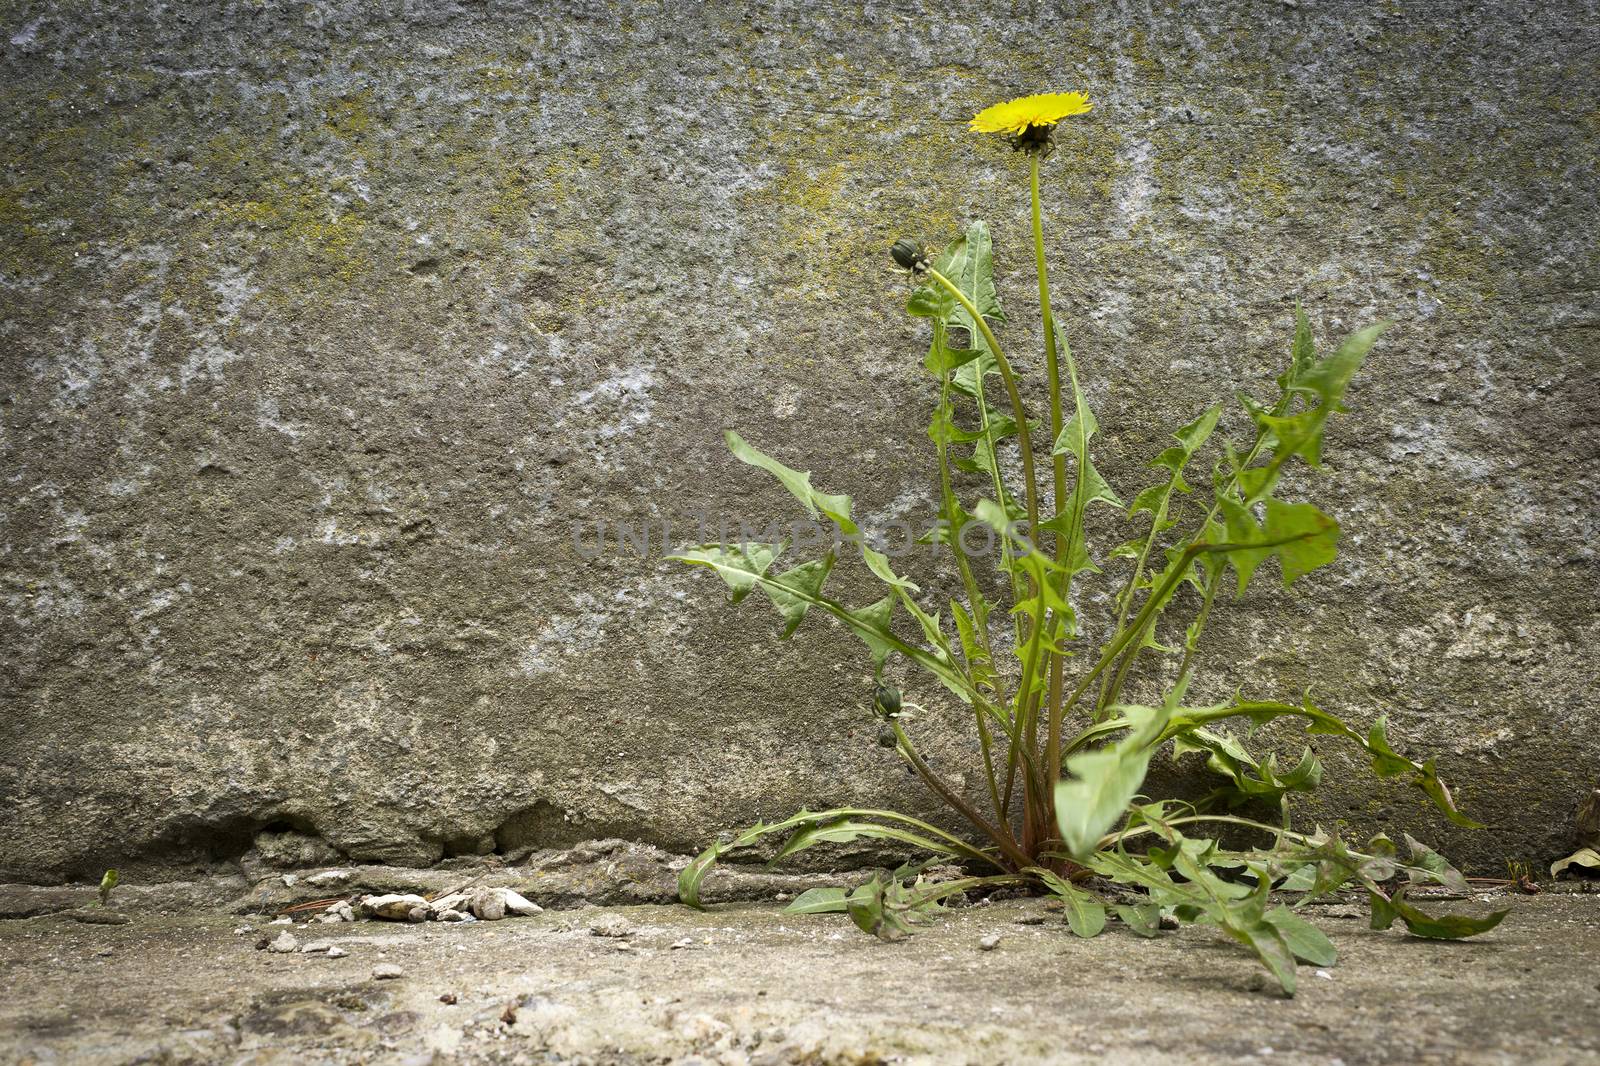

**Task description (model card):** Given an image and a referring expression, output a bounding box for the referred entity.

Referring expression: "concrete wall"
[1,0,1595,881]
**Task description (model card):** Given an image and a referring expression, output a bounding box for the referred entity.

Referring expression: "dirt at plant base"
[0,892,1594,1065]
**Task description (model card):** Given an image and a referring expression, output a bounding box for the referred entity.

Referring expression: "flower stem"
[923,268,1040,540]
[1030,153,1073,816]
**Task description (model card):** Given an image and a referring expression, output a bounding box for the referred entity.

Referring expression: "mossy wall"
[1,0,1595,880]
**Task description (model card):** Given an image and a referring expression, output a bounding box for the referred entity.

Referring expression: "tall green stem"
[932,321,1009,831]
[925,265,1047,838]
[1030,153,1073,815]
[923,268,1040,542]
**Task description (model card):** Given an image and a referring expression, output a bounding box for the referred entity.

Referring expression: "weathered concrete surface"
[0,890,1594,1065]
[1,0,1597,881]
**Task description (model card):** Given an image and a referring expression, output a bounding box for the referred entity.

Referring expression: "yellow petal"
[970,92,1093,135]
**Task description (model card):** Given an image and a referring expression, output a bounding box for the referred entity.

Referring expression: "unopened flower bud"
[873,683,902,718]
[890,240,928,273]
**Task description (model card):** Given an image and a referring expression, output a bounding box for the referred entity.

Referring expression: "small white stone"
[372,962,405,980]
[1315,969,1334,980]
[306,869,351,888]
[300,939,333,954]
[267,932,300,953]
[670,937,694,950]
[502,889,543,916]
[360,894,431,922]
[268,917,293,926]
[327,946,349,959]
[978,934,1002,951]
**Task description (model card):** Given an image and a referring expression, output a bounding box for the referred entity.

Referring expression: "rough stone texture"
[0,0,1596,881]
[0,892,1594,1064]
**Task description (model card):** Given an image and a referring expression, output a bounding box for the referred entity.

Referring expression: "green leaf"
[677,807,998,909]
[1044,390,1123,577]
[1402,833,1470,894]
[924,342,983,377]
[785,887,851,914]
[725,430,857,534]
[1228,917,1299,995]
[762,554,836,637]
[1264,905,1337,966]
[1114,903,1163,937]
[846,594,897,675]
[770,818,963,863]
[1368,888,1509,940]
[1216,499,1340,595]
[671,542,783,604]
[1252,321,1387,471]
[1055,704,1171,859]
[1030,868,1107,938]
[913,221,1006,329]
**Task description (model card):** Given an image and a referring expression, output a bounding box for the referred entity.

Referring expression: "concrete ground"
[1,887,1596,1066]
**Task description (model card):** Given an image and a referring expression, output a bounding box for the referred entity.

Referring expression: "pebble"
[360,894,431,922]
[979,934,1002,951]
[268,917,293,925]
[327,946,349,959]
[469,887,506,921]
[589,914,634,938]
[670,937,694,950]
[300,939,333,954]
[1014,914,1046,926]
[1315,969,1334,980]
[372,962,405,980]
[267,932,300,954]
[316,901,355,924]
[503,889,543,916]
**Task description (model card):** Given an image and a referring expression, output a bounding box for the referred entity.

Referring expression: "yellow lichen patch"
[212,181,369,284]
[323,91,373,140]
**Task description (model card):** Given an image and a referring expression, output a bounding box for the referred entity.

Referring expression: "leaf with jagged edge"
[1030,867,1108,938]
[761,553,836,638]
[785,887,851,914]
[1115,903,1163,937]
[1217,498,1340,596]
[1055,703,1172,859]
[1264,905,1337,966]
[951,599,997,694]
[771,819,965,863]
[848,594,897,675]
[677,807,998,909]
[1171,726,1323,807]
[725,430,856,533]
[908,220,1006,328]
[1043,389,1124,578]
[1401,833,1470,894]
[1249,321,1387,475]
[672,542,784,604]
[1068,696,1485,829]
[1368,885,1508,940]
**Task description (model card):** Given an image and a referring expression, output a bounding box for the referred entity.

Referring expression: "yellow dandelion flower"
[969,92,1093,136]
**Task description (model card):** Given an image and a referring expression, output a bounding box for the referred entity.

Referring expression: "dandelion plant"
[670,92,1505,994]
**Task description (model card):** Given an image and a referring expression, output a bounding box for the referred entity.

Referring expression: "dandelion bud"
[890,240,928,273]
[873,683,902,718]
